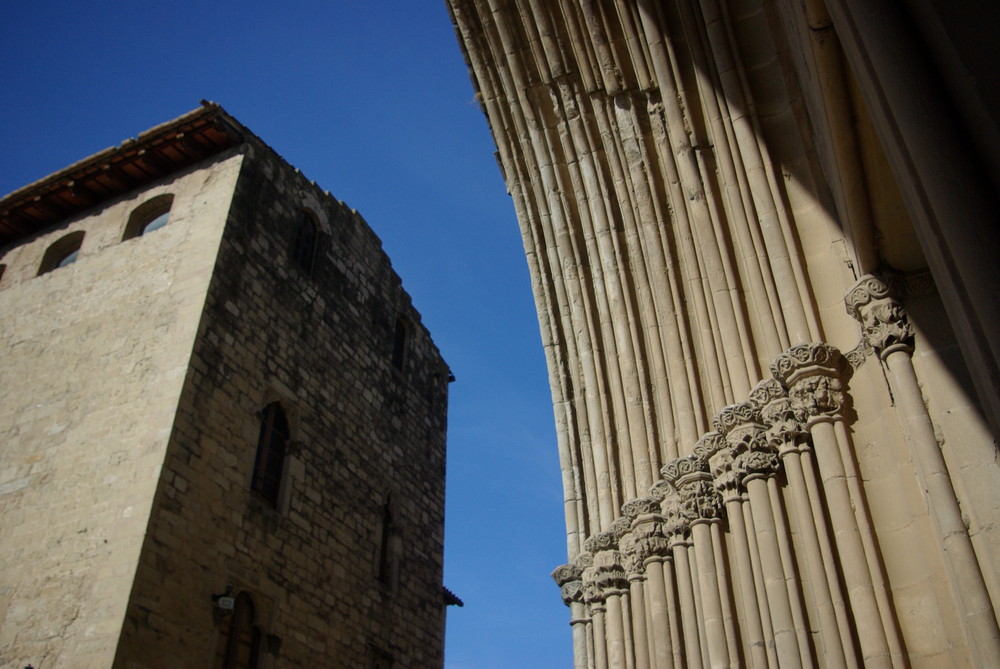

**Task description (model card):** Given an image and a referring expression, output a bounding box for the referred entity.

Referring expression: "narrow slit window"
[251,403,289,507]
[291,211,319,276]
[392,316,408,371]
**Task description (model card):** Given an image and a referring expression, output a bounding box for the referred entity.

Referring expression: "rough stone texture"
[0,108,450,668]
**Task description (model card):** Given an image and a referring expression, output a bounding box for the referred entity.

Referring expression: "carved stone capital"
[732,431,780,483]
[771,343,849,423]
[552,563,584,606]
[789,374,845,422]
[662,455,723,524]
[708,445,743,504]
[610,516,631,541]
[846,275,915,358]
[660,492,691,546]
[760,396,807,455]
[617,532,643,577]
[660,454,701,485]
[631,514,671,563]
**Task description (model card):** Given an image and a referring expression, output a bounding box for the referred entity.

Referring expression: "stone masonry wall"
[0,151,244,669]
[114,140,450,668]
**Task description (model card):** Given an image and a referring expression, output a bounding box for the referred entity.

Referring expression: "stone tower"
[447,1,1000,667]
[0,103,452,668]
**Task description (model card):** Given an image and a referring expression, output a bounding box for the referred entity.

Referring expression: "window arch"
[123,194,174,240]
[251,402,289,507]
[291,210,319,276]
[216,592,261,669]
[38,231,85,275]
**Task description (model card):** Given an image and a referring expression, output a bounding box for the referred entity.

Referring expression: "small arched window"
[38,231,85,275]
[123,194,174,240]
[251,403,289,507]
[291,210,319,276]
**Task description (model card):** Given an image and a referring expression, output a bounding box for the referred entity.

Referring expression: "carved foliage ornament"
[845,274,915,357]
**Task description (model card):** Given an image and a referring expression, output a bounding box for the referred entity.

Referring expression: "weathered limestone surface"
[447,1,1000,666]
[0,107,451,668]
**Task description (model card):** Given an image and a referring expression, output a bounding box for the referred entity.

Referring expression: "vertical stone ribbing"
[447,1,1000,667]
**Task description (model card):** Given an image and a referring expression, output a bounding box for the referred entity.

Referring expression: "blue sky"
[1,2,572,667]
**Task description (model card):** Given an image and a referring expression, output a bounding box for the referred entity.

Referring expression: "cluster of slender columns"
[446,0,1000,665]
[553,277,1000,667]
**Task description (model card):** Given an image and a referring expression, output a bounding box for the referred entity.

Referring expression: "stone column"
[707,432,771,669]
[755,378,857,668]
[555,562,593,669]
[665,454,732,668]
[847,275,1000,666]
[584,532,631,669]
[772,344,895,667]
[720,403,810,668]
[660,487,702,669]
[630,501,676,669]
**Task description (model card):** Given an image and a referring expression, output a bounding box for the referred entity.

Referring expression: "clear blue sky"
[1,2,572,667]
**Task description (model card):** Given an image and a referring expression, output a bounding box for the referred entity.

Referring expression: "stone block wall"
[113,140,450,668]
[0,151,243,668]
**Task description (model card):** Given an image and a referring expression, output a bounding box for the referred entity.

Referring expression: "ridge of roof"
[0,101,248,246]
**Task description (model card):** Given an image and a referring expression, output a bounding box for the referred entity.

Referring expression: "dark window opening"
[377,497,394,585]
[38,231,85,275]
[123,194,174,240]
[392,316,408,371]
[291,210,319,276]
[251,403,289,507]
[217,592,261,669]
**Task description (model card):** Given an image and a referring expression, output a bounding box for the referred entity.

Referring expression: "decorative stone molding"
[845,275,915,358]
[646,479,672,503]
[844,340,872,371]
[693,431,727,464]
[714,402,765,452]
[749,378,785,409]
[770,342,847,387]
[623,497,659,520]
